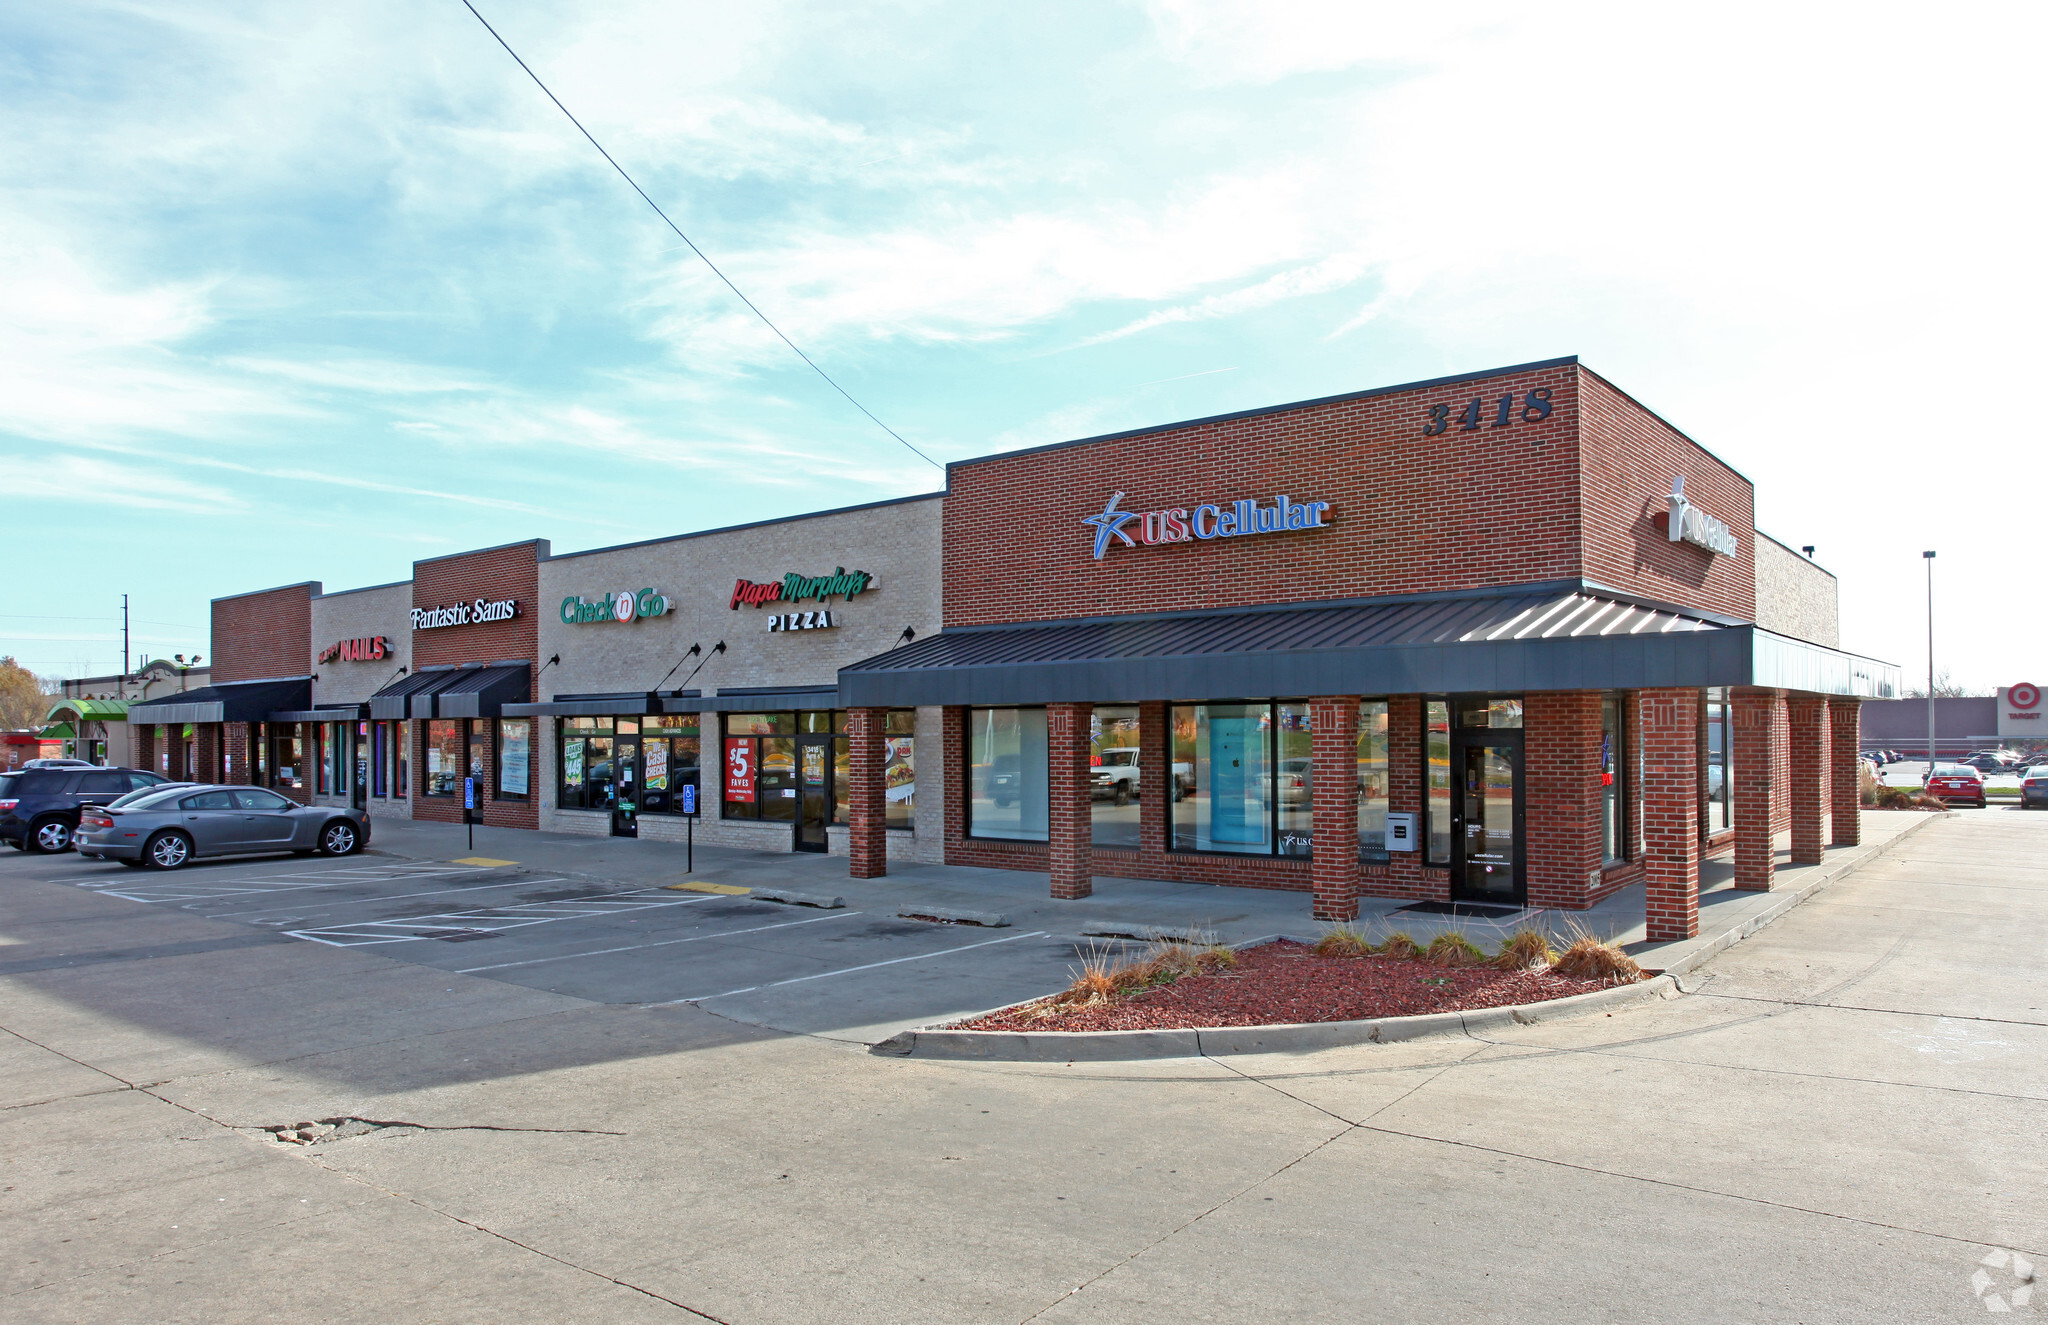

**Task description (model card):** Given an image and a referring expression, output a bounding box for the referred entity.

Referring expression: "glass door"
[612,738,640,837]
[1451,737,1524,904]
[795,734,832,853]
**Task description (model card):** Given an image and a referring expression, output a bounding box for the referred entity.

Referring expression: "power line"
[456,0,942,471]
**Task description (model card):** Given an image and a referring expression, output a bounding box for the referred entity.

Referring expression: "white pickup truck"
[1090,748,1195,804]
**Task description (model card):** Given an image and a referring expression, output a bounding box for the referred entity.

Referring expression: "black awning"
[127,676,312,726]
[369,669,441,721]
[269,704,368,723]
[505,691,659,718]
[836,589,1748,707]
[432,664,530,719]
[664,685,839,714]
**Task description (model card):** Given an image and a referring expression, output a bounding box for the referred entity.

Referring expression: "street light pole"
[1923,550,1936,782]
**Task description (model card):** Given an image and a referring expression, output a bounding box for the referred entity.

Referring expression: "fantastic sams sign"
[412,598,520,630]
[1082,491,1331,559]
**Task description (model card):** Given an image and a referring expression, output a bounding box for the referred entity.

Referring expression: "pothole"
[263,1117,425,1146]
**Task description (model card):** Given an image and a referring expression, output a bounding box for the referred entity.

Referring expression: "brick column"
[1828,698,1862,847]
[1138,702,1170,855]
[940,707,967,856]
[1639,688,1701,942]
[1523,691,1603,910]
[1047,702,1093,900]
[136,725,157,779]
[195,724,221,785]
[1309,697,1361,921]
[847,706,888,879]
[1787,695,1831,866]
[223,723,251,785]
[1731,688,1782,890]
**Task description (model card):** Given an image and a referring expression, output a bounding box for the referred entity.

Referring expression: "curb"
[871,815,1940,1062]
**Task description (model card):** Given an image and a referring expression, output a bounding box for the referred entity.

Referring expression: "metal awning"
[269,704,368,723]
[837,587,1902,706]
[663,685,840,714]
[46,698,127,723]
[128,676,313,726]
[368,670,439,721]
[39,722,75,739]
[432,664,530,719]
[505,691,665,718]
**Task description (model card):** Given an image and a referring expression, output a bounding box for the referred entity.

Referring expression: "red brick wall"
[1047,703,1093,899]
[1828,698,1861,847]
[1787,695,1831,865]
[211,583,317,682]
[848,707,888,877]
[1639,687,1701,941]
[1524,691,1603,909]
[1309,696,1361,921]
[1577,371,1755,620]
[409,540,543,830]
[1732,688,1783,890]
[943,361,1583,628]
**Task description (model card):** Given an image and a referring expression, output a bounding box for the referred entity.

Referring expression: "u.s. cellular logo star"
[1081,491,1141,559]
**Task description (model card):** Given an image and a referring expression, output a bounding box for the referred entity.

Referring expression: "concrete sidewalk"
[360,809,1941,966]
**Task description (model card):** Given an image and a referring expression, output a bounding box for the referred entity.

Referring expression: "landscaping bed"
[956,936,1636,1033]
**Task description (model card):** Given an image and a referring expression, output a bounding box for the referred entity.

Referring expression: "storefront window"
[498,718,531,799]
[315,726,329,795]
[1171,704,1273,855]
[884,709,915,830]
[723,714,800,822]
[1602,695,1628,862]
[395,723,407,797]
[1089,705,1142,849]
[466,723,489,801]
[559,717,613,811]
[269,725,303,792]
[1457,698,1523,729]
[1704,688,1731,835]
[968,707,1048,842]
[1275,703,1314,856]
[1425,701,1452,864]
[1358,700,1389,862]
[638,714,699,815]
[425,720,462,797]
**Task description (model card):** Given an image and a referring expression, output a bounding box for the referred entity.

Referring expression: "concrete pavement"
[4,809,2045,1321]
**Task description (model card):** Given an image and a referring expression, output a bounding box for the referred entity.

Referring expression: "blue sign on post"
[463,777,475,810]
[681,783,697,816]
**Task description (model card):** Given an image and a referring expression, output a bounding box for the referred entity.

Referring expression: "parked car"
[0,766,172,853]
[74,784,370,870]
[1957,752,2014,774]
[1925,763,1987,808]
[23,757,99,769]
[1277,757,1312,806]
[2023,766,2048,810]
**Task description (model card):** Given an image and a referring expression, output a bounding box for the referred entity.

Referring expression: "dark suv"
[0,767,171,853]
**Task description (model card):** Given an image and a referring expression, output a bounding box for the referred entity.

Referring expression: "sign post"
[463,776,476,853]
[681,782,697,872]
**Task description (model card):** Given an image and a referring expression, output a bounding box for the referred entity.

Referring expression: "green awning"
[45,698,128,723]
[40,722,76,739]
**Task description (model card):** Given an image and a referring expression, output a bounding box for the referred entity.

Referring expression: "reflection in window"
[1274,703,1314,856]
[1426,701,1452,864]
[1171,704,1272,855]
[425,720,461,797]
[1704,688,1731,835]
[1089,705,1141,849]
[969,708,1048,841]
[1601,695,1628,861]
[1357,701,1389,861]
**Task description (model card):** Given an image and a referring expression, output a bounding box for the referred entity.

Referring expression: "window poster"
[563,738,584,788]
[724,738,756,803]
[646,741,669,791]
[500,720,531,797]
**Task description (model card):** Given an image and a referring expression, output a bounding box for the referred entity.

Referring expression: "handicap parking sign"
[464,777,475,810]
[681,783,697,816]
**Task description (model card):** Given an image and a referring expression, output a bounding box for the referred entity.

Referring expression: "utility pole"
[122,594,130,693]
[1923,551,1936,782]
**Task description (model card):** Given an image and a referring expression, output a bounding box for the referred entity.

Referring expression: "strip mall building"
[124,358,1895,941]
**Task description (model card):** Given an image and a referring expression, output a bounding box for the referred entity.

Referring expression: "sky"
[3,0,2042,692]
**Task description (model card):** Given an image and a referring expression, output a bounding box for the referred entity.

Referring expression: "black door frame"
[611,736,640,837]
[1449,723,1527,906]
[793,733,834,853]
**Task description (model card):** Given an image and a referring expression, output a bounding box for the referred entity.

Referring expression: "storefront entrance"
[612,736,640,837]
[795,734,833,853]
[1450,714,1525,906]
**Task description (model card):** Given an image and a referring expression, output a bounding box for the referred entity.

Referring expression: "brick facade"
[1828,698,1862,847]
[847,707,887,878]
[1732,688,1783,890]
[1309,697,1361,921]
[1046,703,1093,899]
[1787,695,1831,866]
[1523,691,1603,910]
[212,583,318,683]
[408,540,544,832]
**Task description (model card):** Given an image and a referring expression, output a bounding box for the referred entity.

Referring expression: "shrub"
[1551,935,1643,983]
[1492,929,1556,971]
[1313,927,1374,958]
[1377,930,1419,960]
[1203,943,1240,969]
[1425,932,1487,967]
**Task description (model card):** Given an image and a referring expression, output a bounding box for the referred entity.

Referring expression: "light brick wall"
[1753,533,1840,648]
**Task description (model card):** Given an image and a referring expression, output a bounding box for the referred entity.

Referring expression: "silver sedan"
[75,784,372,870]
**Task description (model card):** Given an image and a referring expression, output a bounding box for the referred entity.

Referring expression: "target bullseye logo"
[2012,682,2042,710]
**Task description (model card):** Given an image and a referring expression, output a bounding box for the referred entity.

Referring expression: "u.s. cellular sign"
[1082,490,1332,559]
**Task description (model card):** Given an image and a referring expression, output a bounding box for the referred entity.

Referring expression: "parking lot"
[12,847,1121,1044]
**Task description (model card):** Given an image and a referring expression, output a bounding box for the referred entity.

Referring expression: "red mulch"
[957,940,1624,1033]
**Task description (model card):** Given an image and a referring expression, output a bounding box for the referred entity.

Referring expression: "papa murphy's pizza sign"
[2000,683,2043,736]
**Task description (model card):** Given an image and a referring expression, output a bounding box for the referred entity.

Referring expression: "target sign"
[2011,683,2042,710]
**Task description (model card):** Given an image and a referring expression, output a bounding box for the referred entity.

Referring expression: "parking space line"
[664,930,1050,1004]
[285,890,714,947]
[201,877,568,918]
[453,910,868,974]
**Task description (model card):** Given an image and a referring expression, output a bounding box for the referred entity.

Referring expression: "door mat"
[1392,901,1526,920]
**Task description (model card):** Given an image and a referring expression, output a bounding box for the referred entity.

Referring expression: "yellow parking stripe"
[665,882,750,895]
[450,857,518,867]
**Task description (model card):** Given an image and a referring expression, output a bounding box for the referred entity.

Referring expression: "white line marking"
[661,930,1050,1005]
[284,891,711,946]
[201,878,567,918]
[453,910,867,974]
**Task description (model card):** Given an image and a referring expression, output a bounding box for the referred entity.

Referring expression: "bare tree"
[1900,668,1982,699]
